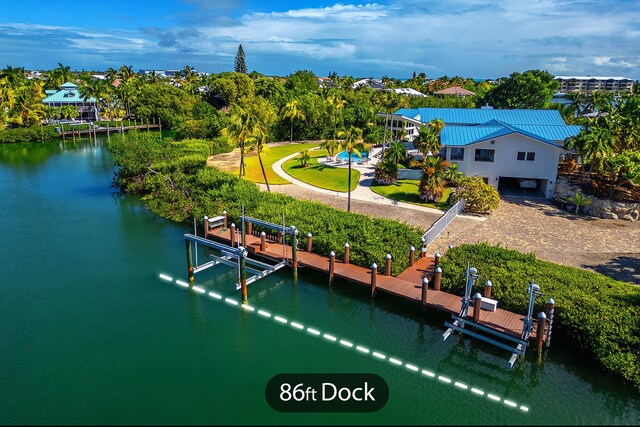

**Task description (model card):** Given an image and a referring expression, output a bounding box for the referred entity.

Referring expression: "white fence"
[421,198,466,248]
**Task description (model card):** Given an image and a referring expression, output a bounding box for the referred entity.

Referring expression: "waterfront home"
[433,86,476,98]
[554,76,634,94]
[42,81,99,121]
[382,107,582,198]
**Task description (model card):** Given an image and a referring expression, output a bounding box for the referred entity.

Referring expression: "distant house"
[382,107,582,198]
[42,82,99,121]
[352,78,385,90]
[317,77,334,88]
[433,86,476,98]
[554,76,634,94]
[389,87,427,97]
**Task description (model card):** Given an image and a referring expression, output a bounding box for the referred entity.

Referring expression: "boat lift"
[443,263,549,368]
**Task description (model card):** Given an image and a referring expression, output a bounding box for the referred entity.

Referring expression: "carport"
[498,177,546,198]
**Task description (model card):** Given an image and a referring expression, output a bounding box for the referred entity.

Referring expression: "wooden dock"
[205,225,527,339]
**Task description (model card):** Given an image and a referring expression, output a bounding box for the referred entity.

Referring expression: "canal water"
[1,137,639,425]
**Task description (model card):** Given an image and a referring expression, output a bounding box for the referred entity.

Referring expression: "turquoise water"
[0,137,639,424]
[336,150,369,164]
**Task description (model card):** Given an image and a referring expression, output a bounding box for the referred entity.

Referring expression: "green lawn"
[282,149,360,192]
[237,142,318,185]
[370,179,451,210]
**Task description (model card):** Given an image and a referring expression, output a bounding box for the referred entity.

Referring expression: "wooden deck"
[205,226,526,339]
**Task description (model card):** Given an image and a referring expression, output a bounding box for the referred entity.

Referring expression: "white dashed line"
[339,339,353,348]
[471,388,485,396]
[274,316,288,324]
[291,322,304,330]
[241,305,255,311]
[422,370,436,378]
[258,310,271,318]
[323,334,337,342]
[208,291,222,299]
[159,274,173,281]
[307,328,321,336]
[176,280,189,288]
[520,406,529,412]
[405,364,419,372]
[438,376,452,384]
[224,298,239,306]
[488,394,501,401]
[356,346,370,354]
[454,382,468,390]
[192,286,205,294]
[504,400,517,408]
[372,352,386,360]
[389,358,402,366]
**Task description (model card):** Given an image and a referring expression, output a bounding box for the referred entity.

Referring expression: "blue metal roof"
[396,107,568,126]
[441,121,582,147]
[43,88,95,104]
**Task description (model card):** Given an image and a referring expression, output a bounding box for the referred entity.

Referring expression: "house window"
[517,151,536,161]
[475,149,495,162]
[450,147,464,161]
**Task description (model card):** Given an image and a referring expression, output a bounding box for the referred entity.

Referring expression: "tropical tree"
[481,69,559,109]
[280,99,305,142]
[567,191,591,215]
[337,126,367,212]
[47,63,74,89]
[8,80,46,126]
[247,96,277,191]
[385,141,407,164]
[222,103,253,178]
[327,94,346,140]
[320,139,342,158]
[376,89,400,156]
[413,120,444,162]
[418,156,450,202]
[234,44,247,74]
[297,149,312,167]
[443,162,464,186]
[374,159,398,185]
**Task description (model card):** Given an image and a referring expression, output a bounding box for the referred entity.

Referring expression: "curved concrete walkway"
[272,150,484,220]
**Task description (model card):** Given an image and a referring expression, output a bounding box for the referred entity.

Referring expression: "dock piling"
[473,292,482,323]
[291,227,298,278]
[203,216,209,238]
[370,263,377,298]
[421,277,429,314]
[545,298,555,348]
[434,267,442,291]
[421,247,427,259]
[344,243,350,264]
[223,210,228,228]
[385,254,392,276]
[260,232,266,252]
[434,252,442,269]
[537,312,547,353]
[409,246,415,267]
[186,240,194,282]
[329,251,335,284]
[484,280,493,298]
[306,233,312,252]
[230,223,236,247]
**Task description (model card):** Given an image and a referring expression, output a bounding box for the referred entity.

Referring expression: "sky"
[1,0,639,79]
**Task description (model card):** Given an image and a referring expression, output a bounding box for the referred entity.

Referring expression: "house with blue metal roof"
[42,82,100,121]
[380,107,582,198]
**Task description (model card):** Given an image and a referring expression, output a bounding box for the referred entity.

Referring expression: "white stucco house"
[383,107,582,198]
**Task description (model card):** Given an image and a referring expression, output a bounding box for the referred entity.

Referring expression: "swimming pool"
[336,150,369,164]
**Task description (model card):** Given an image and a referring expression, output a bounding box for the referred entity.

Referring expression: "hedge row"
[0,126,60,144]
[439,243,640,389]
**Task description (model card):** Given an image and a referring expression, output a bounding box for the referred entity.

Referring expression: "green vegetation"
[0,125,59,144]
[480,69,560,109]
[449,176,500,213]
[374,159,398,185]
[371,179,451,210]
[108,132,422,275]
[282,149,360,192]
[440,243,640,390]
[239,142,318,185]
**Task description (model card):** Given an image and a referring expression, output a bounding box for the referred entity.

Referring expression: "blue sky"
[1,0,639,79]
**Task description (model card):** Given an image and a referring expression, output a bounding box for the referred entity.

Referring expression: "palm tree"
[385,141,407,165]
[443,162,464,186]
[320,139,342,158]
[297,149,312,167]
[280,99,305,142]
[377,90,400,157]
[567,191,590,215]
[337,126,367,212]
[413,119,445,162]
[222,104,253,178]
[9,80,46,126]
[327,94,346,140]
[419,156,450,202]
[247,97,277,191]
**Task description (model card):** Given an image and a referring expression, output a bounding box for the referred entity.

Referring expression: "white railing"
[421,198,466,248]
